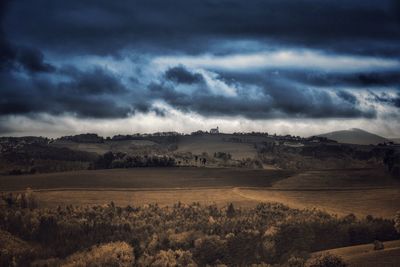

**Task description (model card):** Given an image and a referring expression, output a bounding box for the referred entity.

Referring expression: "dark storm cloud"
[0,0,398,122]
[165,66,204,84]
[218,70,400,89]
[3,0,400,56]
[289,72,400,88]
[15,46,55,73]
[0,54,378,120]
[0,68,133,118]
[59,67,127,95]
[368,91,400,108]
[0,0,55,73]
[148,67,376,119]
[337,91,358,105]
[261,81,374,119]
[0,40,55,73]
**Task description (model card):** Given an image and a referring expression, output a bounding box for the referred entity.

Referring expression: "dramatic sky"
[1,0,400,137]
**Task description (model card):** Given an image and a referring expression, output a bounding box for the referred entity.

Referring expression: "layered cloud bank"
[1,0,400,137]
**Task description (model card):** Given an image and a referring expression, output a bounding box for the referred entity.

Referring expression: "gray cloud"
[337,91,358,105]
[0,1,55,73]
[0,0,398,129]
[147,67,376,119]
[59,67,128,95]
[0,68,132,118]
[164,66,204,84]
[218,70,400,89]
[368,91,400,108]
[4,0,400,57]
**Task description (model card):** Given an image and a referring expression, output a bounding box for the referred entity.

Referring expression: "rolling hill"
[311,240,400,267]
[317,128,389,145]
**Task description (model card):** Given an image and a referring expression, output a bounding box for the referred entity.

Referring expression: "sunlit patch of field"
[311,240,400,267]
[241,168,400,218]
[0,167,289,209]
[233,187,400,218]
[33,185,400,218]
[34,188,257,208]
[2,167,399,218]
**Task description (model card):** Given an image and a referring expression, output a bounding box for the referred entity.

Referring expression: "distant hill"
[317,128,389,145]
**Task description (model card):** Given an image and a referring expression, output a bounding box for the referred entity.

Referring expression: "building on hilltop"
[210,126,219,134]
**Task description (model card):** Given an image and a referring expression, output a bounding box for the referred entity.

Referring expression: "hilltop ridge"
[317,128,389,145]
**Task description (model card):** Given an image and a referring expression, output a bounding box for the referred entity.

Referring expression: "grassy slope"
[318,128,389,145]
[0,229,43,263]
[234,187,400,218]
[176,134,266,160]
[52,135,265,160]
[51,139,157,154]
[233,168,400,218]
[272,168,400,189]
[312,240,400,267]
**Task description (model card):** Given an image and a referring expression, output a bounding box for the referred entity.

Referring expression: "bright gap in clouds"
[153,49,400,72]
[1,103,399,139]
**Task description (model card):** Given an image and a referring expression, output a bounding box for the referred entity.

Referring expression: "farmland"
[51,139,158,155]
[176,134,266,160]
[1,134,399,266]
[1,167,399,219]
[234,187,400,218]
[0,167,291,191]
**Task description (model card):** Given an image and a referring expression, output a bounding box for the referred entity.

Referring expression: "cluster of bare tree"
[0,194,398,266]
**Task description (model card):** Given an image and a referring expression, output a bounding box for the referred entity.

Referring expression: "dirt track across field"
[2,167,399,218]
[29,185,400,218]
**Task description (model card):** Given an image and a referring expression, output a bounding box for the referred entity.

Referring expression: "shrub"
[94,152,176,169]
[61,241,134,267]
[287,256,305,267]
[395,212,400,234]
[214,152,232,161]
[0,230,40,266]
[0,203,398,266]
[225,230,263,265]
[307,253,347,267]
[141,249,197,267]
[226,203,235,218]
[373,240,384,250]
[194,235,227,265]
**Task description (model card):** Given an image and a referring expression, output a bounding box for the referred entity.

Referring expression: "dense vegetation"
[58,133,105,143]
[2,134,398,175]
[1,191,398,266]
[92,152,176,169]
[257,142,392,170]
[0,142,97,175]
[384,150,400,178]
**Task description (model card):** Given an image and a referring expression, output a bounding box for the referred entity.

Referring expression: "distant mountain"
[317,128,389,145]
